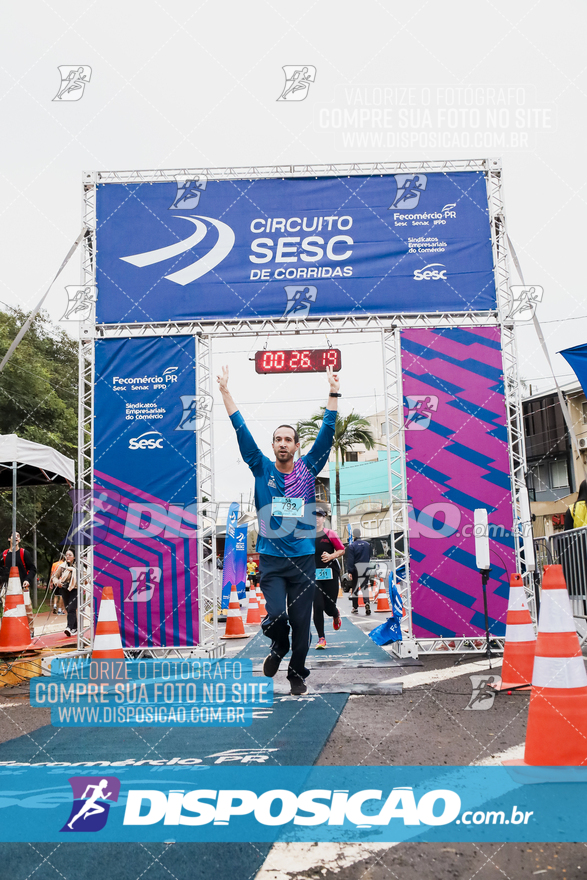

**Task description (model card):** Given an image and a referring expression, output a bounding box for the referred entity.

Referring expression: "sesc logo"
[129,431,164,451]
[414,263,447,281]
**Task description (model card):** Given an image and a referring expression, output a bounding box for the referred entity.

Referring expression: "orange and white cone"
[499,573,536,690]
[245,584,261,625]
[375,577,392,613]
[221,583,250,639]
[0,567,32,651]
[508,565,587,766]
[256,584,267,619]
[92,586,124,659]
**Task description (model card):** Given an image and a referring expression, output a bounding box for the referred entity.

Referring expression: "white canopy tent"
[0,435,75,487]
[0,435,75,596]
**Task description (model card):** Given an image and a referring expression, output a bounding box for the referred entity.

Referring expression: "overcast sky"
[2,0,586,501]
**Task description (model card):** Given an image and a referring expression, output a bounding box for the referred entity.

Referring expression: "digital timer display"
[254,348,342,374]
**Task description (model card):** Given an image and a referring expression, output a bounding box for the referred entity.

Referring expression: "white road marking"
[256,842,397,879]
[472,742,525,765]
[382,659,502,689]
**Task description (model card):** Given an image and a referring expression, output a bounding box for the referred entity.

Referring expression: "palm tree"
[296,408,378,521]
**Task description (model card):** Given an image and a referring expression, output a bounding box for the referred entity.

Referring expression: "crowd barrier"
[534,527,587,644]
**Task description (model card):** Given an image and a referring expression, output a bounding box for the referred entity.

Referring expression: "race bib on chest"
[316,568,332,580]
[271,496,304,518]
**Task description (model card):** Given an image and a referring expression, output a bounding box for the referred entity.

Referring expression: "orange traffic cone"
[0,567,32,651]
[221,583,250,640]
[256,584,267,619]
[92,586,124,659]
[245,584,261,625]
[358,587,365,607]
[499,573,536,690]
[510,565,587,765]
[375,577,392,613]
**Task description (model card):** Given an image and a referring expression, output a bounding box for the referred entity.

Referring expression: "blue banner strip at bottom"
[0,766,586,842]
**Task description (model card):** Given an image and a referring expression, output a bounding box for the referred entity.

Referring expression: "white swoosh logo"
[120,215,235,286]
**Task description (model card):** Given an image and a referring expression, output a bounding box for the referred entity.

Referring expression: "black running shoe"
[262,652,282,678]
[365,604,371,616]
[289,678,308,696]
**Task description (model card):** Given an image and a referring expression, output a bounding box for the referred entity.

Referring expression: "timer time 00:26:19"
[254,348,342,374]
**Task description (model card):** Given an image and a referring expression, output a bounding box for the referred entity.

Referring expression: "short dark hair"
[272,424,299,443]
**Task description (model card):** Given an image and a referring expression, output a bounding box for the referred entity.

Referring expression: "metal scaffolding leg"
[195,333,221,653]
[382,328,415,658]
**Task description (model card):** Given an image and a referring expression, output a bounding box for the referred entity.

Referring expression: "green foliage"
[0,308,77,578]
[296,408,378,513]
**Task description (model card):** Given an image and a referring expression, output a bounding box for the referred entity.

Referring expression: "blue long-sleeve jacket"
[229,408,337,557]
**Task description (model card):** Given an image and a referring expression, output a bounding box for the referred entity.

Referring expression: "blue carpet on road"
[3,842,270,880]
[240,615,401,666]
[0,694,347,879]
[0,693,347,766]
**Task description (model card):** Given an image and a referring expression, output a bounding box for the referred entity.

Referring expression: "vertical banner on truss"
[221,502,248,607]
[401,327,514,640]
[93,336,198,648]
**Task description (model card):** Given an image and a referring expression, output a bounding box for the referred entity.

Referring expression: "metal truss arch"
[77,157,525,660]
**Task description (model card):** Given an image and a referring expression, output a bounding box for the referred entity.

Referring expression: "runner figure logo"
[277,66,316,102]
[389,174,428,210]
[176,395,198,430]
[170,177,207,210]
[508,285,544,322]
[282,285,318,318]
[53,66,92,101]
[404,395,439,431]
[126,566,161,603]
[61,776,121,832]
[465,674,500,710]
[61,286,97,321]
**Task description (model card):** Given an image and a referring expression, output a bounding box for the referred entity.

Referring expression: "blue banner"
[221,504,247,607]
[0,766,585,842]
[95,173,496,323]
[93,336,199,647]
[560,342,587,399]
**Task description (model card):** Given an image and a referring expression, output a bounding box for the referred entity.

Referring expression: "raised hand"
[217,365,229,394]
[326,366,340,393]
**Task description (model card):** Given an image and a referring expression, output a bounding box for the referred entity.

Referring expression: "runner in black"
[313,509,344,649]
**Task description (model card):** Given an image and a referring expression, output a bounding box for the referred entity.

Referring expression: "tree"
[296,408,378,520]
[0,308,78,581]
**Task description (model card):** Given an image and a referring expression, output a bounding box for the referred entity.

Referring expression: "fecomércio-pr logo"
[61,776,121,833]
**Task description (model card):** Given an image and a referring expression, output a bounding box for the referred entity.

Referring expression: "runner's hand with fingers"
[217,365,229,393]
[326,365,340,393]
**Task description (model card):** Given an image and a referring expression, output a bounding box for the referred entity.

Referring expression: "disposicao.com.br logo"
[122,785,533,829]
[124,784,458,828]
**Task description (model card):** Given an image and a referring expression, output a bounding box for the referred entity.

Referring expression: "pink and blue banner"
[401,327,514,640]
[93,336,198,648]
